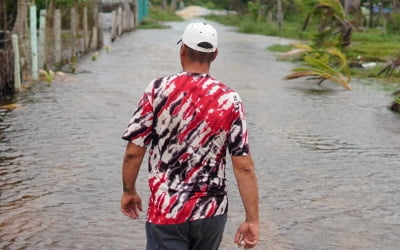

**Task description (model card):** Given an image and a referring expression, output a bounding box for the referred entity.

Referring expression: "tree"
[281,44,352,90]
[277,0,283,29]
[282,0,353,90]
[393,0,400,12]
[303,0,352,48]
[1,0,18,33]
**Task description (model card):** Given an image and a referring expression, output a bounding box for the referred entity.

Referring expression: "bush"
[387,13,400,33]
[204,2,217,10]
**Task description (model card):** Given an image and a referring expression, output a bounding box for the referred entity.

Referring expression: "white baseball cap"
[178,22,218,53]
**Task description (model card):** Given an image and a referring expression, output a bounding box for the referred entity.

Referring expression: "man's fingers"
[121,204,141,219]
[121,193,142,219]
[234,231,242,244]
[138,203,143,212]
[133,206,140,217]
[121,208,134,218]
[234,233,257,248]
[244,238,257,248]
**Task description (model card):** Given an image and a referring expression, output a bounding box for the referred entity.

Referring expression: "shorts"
[145,213,228,250]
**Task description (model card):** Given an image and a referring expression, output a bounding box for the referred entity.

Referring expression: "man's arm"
[231,155,259,248]
[121,142,147,219]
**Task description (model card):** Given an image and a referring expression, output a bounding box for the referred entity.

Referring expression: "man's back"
[123,72,249,224]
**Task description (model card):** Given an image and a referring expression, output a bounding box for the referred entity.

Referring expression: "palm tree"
[303,0,352,48]
[281,44,352,90]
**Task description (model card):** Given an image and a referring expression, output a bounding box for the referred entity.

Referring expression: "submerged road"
[1,18,400,249]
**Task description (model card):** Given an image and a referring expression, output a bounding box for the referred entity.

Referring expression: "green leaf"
[284,43,352,90]
[319,0,346,20]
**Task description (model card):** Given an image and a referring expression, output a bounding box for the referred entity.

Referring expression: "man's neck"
[182,63,210,74]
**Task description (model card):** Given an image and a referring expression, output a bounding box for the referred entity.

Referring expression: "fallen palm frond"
[0,104,23,110]
[278,43,313,59]
[283,45,352,90]
[377,58,400,77]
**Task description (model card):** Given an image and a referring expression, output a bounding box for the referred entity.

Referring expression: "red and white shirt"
[123,72,249,224]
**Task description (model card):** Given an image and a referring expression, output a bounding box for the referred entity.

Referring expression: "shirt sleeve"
[122,82,154,147]
[227,93,250,156]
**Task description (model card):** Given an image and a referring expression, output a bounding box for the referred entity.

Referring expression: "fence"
[41,2,104,72]
[1,0,149,98]
[0,1,104,98]
[100,0,148,23]
[109,1,138,42]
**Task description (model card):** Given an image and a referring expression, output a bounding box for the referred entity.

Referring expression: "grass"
[268,44,294,53]
[148,7,184,22]
[138,7,183,29]
[345,28,400,62]
[346,41,400,61]
[207,13,400,62]
[138,17,171,29]
[206,13,400,83]
[206,14,314,40]
[205,14,243,27]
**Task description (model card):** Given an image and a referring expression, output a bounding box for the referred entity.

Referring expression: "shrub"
[387,13,400,33]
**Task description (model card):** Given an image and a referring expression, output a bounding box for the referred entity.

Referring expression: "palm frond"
[278,44,313,60]
[279,48,308,59]
[284,45,351,90]
[319,0,345,20]
[303,56,337,75]
[325,47,351,79]
[285,71,321,80]
[302,13,313,31]
[329,74,352,90]
[293,43,313,50]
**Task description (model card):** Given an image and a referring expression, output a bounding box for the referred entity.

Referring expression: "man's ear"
[180,45,186,57]
[211,49,218,62]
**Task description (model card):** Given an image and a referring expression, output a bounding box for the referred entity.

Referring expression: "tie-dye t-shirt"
[122,72,249,225]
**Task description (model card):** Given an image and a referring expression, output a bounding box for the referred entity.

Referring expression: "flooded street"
[1,19,400,249]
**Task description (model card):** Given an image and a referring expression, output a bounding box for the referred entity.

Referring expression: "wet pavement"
[1,18,400,249]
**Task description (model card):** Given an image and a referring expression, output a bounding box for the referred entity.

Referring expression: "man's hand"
[121,142,146,219]
[121,192,142,219]
[234,221,259,248]
[231,155,259,248]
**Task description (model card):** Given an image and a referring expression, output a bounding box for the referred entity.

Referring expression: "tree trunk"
[0,0,16,96]
[170,0,177,10]
[375,2,383,27]
[393,0,400,13]
[277,0,283,30]
[368,1,374,27]
[162,0,167,9]
[344,0,350,16]
[1,0,7,33]
[352,0,361,8]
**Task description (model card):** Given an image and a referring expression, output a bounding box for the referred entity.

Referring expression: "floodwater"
[1,19,400,250]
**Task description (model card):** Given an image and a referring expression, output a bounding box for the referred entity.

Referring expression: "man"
[121,22,259,249]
